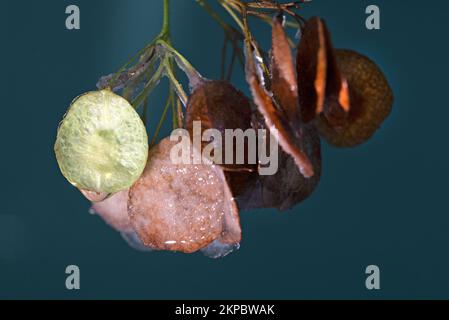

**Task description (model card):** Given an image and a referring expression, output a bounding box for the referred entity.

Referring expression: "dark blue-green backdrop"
[1,0,448,299]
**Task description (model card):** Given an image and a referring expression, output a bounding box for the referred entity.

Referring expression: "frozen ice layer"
[201,240,240,259]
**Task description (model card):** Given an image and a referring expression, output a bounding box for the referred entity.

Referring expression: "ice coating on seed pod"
[121,232,154,252]
[91,190,134,233]
[201,240,240,259]
[315,49,393,147]
[54,89,149,195]
[128,137,241,254]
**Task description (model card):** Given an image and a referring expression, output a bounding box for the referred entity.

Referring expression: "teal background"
[1,0,448,299]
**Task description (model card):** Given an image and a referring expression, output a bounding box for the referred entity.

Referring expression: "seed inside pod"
[296,17,351,126]
[236,112,322,211]
[184,80,254,172]
[128,137,241,254]
[315,49,393,147]
[54,89,149,196]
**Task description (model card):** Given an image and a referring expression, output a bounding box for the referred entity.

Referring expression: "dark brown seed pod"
[128,138,241,254]
[184,80,254,172]
[297,17,351,126]
[236,112,322,211]
[315,49,393,147]
[246,23,314,179]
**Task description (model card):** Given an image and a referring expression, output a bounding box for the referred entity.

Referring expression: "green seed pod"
[54,89,149,195]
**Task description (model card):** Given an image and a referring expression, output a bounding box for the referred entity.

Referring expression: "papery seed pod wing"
[245,27,314,179]
[297,17,351,126]
[271,16,300,127]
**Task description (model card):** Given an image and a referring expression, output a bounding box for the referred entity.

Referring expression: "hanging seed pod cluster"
[54,0,393,258]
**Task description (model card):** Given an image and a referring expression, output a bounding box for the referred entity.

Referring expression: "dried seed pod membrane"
[315,49,393,147]
[271,16,300,127]
[237,112,322,211]
[297,17,350,125]
[297,17,327,122]
[128,138,241,254]
[54,90,149,195]
[91,190,134,233]
[185,80,253,171]
[246,34,314,178]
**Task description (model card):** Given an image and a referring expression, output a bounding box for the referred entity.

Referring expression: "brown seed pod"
[271,16,300,127]
[128,137,241,254]
[245,22,314,179]
[237,112,322,211]
[91,190,134,234]
[184,80,254,172]
[297,17,351,126]
[315,49,393,147]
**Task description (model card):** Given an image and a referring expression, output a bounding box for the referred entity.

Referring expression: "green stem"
[131,62,165,108]
[170,89,178,129]
[164,60,188,106]
[157,40,197,76]
[197,0,228,30]
[161,0,171,39]
[157,39,203,90]
[151,90,173,146]
[219,0,245,31]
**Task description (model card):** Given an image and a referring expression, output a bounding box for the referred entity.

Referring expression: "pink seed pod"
[90,190,153,251]
[128,137,241,254]
[91,190,134,234]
